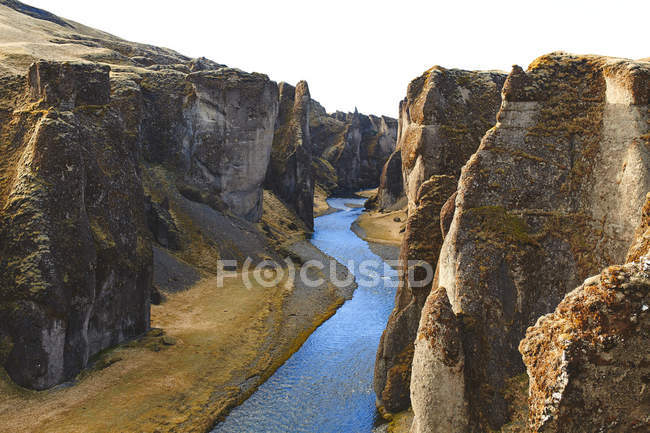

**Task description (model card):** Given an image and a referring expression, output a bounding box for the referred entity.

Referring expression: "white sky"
[26,0,650,117]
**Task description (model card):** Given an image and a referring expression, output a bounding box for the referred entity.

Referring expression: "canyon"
[0,1,649,433]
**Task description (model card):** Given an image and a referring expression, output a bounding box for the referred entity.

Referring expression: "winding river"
[212,198,398,433]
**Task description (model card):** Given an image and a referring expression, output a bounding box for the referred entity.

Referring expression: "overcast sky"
[26,0,650,117]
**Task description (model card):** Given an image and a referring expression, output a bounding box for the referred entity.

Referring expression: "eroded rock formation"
[415,53,650,431]
[520,259,650,432]
[410,287,468,433]
[374,67,506,413]
[0,62,152,389]
[311,103,397,193]
[0,0,276,390]
[266,81,314,229]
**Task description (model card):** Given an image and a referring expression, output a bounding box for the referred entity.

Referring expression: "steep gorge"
[0,0,396,395]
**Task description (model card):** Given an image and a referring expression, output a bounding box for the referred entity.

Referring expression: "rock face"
[374,175,457,411]
[410,287,468,433]
[426,53,650,430]
[0,62,152,389]
[372,149,404,210]
[374,67,506,413]
[140,68,278,222]
[520,259,650,432]
[311,103,397,193]
[265,81,314,229]
[0,1,279,389]
[400,67,507,212]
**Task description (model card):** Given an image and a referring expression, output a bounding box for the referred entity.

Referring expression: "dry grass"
[0,269,337,433]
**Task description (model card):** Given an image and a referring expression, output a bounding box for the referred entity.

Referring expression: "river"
[212,197,398,433]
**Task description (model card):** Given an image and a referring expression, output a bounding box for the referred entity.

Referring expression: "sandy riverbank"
[0,242,354,433]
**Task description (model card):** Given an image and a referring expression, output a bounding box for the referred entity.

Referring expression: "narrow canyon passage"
[212,198,398,432]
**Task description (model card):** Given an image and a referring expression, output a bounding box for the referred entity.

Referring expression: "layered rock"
[374,67,506,413]
[0,62,152,389]
[310,102,397,193]
[265,81,313,229]
[423,53,650,430]
[520,259,650,432]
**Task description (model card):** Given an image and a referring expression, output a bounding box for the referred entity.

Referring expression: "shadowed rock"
[265,81,314,229]
[0,62,152,389]
[311,102,397,194]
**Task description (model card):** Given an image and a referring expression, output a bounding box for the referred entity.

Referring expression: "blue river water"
[212,197,398,433]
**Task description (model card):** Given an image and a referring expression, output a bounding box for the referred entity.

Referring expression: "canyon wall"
[411,53,650,431]
[0,0,396,390]
[311,102,397,194]
[374,67,506,413]
[0,1,274,389]
[0,62,153,390]
[265,81,314,229]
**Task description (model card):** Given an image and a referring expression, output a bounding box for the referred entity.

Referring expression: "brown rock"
[410,287,468,433]
[374,175,457,412]
[520,259,650,432]
[0,62,152,390]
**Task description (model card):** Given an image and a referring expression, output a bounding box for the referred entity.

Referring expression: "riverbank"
[350,189,405,264]
[0,241,354,433]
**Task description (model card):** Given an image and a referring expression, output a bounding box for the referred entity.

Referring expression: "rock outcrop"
[140,68,278,222]
[0,1,278,390]
[520,259,650,432]
[0,62,152,389]
[265,81,314,229]
[419,53,650,431]
[374,67,506,413]
[310,102,397,193]
[371,148,404,210]
[410,287,468,433]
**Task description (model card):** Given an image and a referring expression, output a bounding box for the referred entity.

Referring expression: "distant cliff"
[310,101,397,194]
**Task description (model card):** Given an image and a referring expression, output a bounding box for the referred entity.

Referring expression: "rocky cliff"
[310,102,397,194]
[0,61,152,390]
[519,259,650,433]
[0,0,276,390]
[374,67,506,413]
[265,81,314,229]
[411,53,650,431]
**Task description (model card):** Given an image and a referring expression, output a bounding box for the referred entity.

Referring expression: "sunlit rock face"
[520,258,650,433]
[374,66,505,413]
[418,53,650,431]
[265,81,314,229]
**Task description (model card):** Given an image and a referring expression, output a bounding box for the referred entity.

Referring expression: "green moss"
[468,206,539,247]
